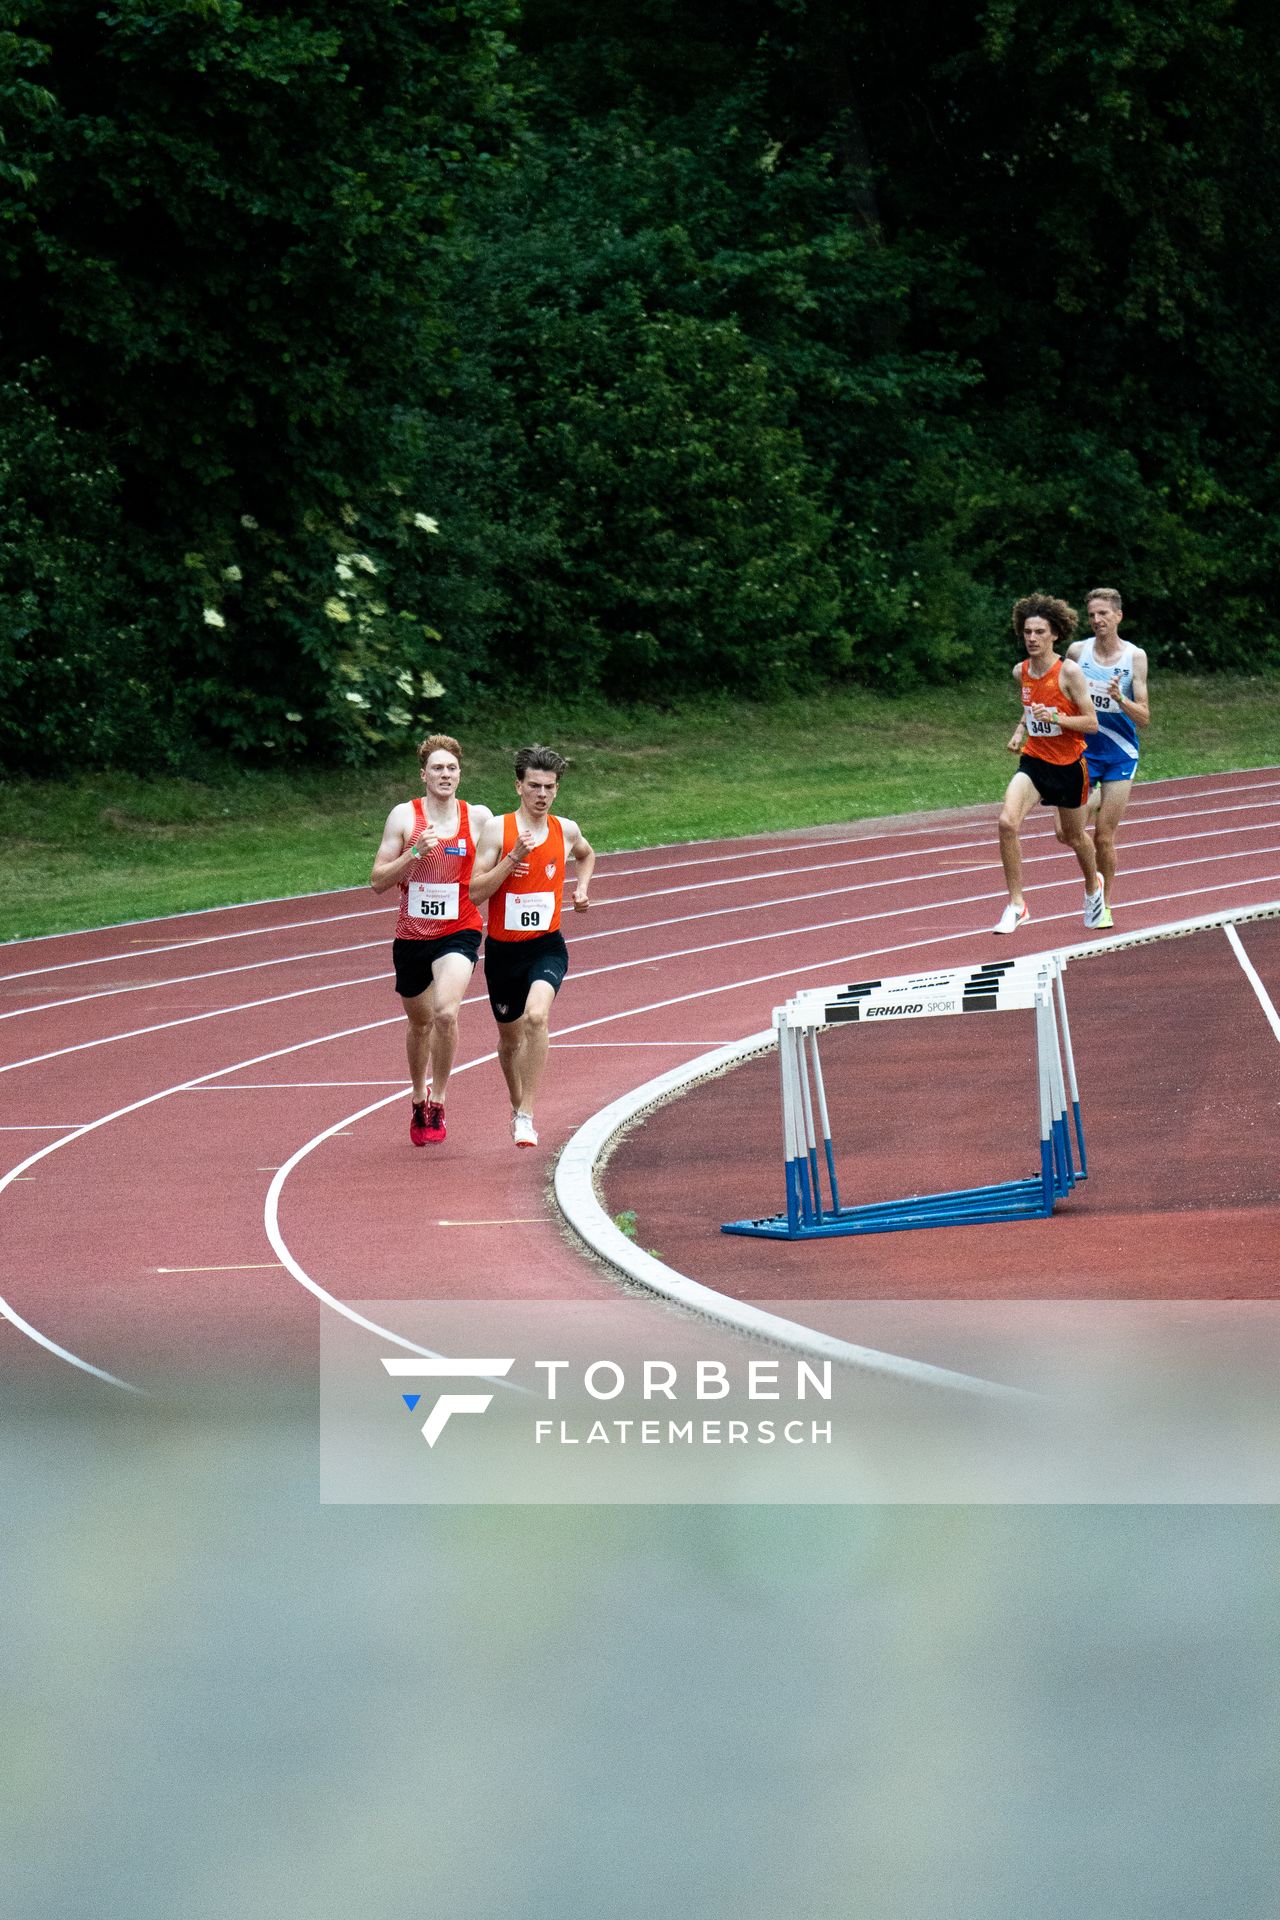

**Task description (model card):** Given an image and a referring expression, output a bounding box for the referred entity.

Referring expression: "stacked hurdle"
[722,956,1085,1240]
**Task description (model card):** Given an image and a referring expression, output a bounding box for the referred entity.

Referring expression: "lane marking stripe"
[5,853,1280,1076]
[4,768,1277,975]
[7,883,1277,1392]
[5,814,1280,1018]
[1224,924,1280,1045]
[155,1263,284,1273]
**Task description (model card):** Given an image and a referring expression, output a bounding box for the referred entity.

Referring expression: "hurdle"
[722,955,1085,1240]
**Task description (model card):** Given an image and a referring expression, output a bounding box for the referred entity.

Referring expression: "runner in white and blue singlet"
[1065,587,1151,928]
[1075,632,1141,780]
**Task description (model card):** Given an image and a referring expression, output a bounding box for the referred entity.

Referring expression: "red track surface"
[3,767,1279,1395]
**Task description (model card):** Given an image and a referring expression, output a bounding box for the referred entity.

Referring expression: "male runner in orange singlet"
[469,745,595,1148]
[371,735,493,1145]
[994,593,1103,935]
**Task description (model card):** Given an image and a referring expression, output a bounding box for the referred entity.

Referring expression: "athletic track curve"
[3,767,1278,1398]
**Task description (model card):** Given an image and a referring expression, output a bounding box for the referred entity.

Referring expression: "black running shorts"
[483,929,570,1023]
[392,928,482,1000]
[1019,753,1088,811]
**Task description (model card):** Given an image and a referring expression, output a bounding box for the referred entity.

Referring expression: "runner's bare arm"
[561,817,596,909]
[1007,661,1027,753]
[468,815,532,904]
[371,803,426,893]
[1113,647,1151,728]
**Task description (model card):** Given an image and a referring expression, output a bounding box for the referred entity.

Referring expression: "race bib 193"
[504,891,555,933]
[407,882,459,922]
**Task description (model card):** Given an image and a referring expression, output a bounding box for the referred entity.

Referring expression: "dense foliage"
[3,0,1278,769]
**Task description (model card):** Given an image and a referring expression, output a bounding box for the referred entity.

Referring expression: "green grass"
[3,673,1277,940]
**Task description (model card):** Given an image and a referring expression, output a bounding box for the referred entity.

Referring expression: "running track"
[3,768,1278,1396]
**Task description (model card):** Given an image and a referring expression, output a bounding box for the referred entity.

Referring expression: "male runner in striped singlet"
[994,593,1103,936]
[1064,586,1151,927]
[469,745,595,1149]
[371,735,493,1146]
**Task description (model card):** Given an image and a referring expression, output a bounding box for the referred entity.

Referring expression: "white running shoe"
[993,900,1030,935]
[513,1111,538,1149]
[1084,886,1106,929]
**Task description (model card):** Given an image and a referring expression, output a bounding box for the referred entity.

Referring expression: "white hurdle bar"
[725,954,1083,1240]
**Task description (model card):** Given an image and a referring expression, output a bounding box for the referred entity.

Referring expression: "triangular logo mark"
[402,1393,421,1412]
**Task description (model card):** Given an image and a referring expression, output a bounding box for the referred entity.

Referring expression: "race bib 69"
[504,891,555,933]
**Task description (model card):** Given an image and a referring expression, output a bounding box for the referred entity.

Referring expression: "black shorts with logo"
[1019,753,1088,811]
[483,930,570,1023]
[392,928,482,1000]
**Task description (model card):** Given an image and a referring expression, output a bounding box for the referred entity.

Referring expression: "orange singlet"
[1020,658,1086,766]
[393,797,482,941]
[487,814,566,942]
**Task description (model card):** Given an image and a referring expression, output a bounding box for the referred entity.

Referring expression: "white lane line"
[10,880,1279,1389]
[1224,924,1280,1045]
[0,884,387,949]
[0,970,392,1077]
[155,1263,284,1274]
[7,769,1277,978]
[276,911,1152,1352]
[0,906,391,980]
[187,1081,405,1091]
[553,1036,1033,1402]
[0,1012,468,1390]
[7,807,1280,1020]
[0,1123,91,1129]
[436,1218,546,1226]
[7,854,1280,1081]
[0,1312,143,1393]
[0,940,384,1020]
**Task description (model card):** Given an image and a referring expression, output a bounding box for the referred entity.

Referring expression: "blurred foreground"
[3,1380,1277,1918]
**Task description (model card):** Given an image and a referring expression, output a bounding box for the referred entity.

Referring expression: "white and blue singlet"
[1077,635,1140,783]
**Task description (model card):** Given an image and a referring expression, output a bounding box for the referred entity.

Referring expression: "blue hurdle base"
[724,1131,1070,1241]
[723,1172,1054,1238]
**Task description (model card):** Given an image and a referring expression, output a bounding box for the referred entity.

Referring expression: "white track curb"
[553,1032,1036,1401]
[554,897,1280,1400]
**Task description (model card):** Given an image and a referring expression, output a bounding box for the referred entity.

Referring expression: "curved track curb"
[553,1032,1037,1401]
[555,895,1280,1400]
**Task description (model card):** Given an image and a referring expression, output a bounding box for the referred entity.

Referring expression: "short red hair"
[418,733,462,772]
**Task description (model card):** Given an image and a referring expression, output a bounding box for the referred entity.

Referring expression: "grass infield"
[3,674,1278,941]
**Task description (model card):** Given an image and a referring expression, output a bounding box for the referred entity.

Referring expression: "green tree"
[1,0,517,769]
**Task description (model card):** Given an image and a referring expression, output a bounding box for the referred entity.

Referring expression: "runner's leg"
[1056,802,1100,893]
[997,772,1041,906]
[403,988,433,1103]
[1091,779,1133,905]
[511,980,557,1121]
[425,950,475,1103]
[496,1018,524,1114]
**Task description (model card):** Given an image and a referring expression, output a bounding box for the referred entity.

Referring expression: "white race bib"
[1026,713,1060,737]
[503,891,555,934]
[408,882,460,922]
[1090,688,1116,712]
